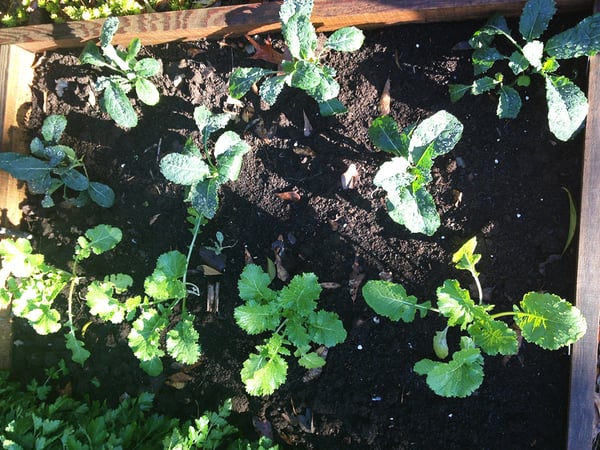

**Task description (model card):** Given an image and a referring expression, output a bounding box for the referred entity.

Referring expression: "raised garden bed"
[1,1,599,448]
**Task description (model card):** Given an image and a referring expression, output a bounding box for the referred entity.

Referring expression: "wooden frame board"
[0,0,597,447]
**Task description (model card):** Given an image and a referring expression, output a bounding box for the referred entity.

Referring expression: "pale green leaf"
[80,225,122,256]
[385,186,440,236]
[307,310,346,347]
[86,280,127,323]
[259,75,288,106]
[298,351,326,369]
[468,319,518,355]
[234,303,281,334]
[135,78,160,106]
[190,178,219,219]
[279,0,313,24]
[41,114,67,143]
[324,27,365,52]
[290,61,321,91]
[214,131,251,183]
[279,272,321,314]
[104,82,137,128]
[452,237,481,275]
[282,14,316,60]
[545,75,588,141]
[134,58,160,77]
[437,279,492,329]
[241,340,288,396]
[546,13,600,59]
[159,153,211,185]
[65,333,91,366]
[362,280,430,322]
[166,315,201,365]
[408,110,463,162]
[128,309,167,372]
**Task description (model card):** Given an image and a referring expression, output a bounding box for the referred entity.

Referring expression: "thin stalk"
[182,214,203,313]
[472,271,483,305]
[66,260,80,336]
[490,311,516,320]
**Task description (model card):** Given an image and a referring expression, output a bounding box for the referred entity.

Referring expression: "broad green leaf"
[127,37,142,61]
[238,264,277,302]
[519,0,556,41]
[468,319,518,355]
[229,67,274,99]
[318,98,347,116]
[106,273,133,292]
[241,341,288,396]
[140,357,163,376]
[308,66,340,102]
[134,58,160,77]
[497,85,522,119]
[414,339,484,398]
[135,78,160,106]
[41,115,67,143]
[26,304,62,335]
[546,13,600,59]
[285,316,311,351]
[100,17,120,47]
[144,251,186,300]
[88,182,115,208]
[514,292,586,350]
[0,155,51,181]
[159,153,211,185]
[298,351,326,369]
[0,238,45,278]
[166,315,201,365]
[104,82,137,128]
[234,303,281,334]
[362,280,430,322]
[508,50,530,75]
[259,75,288,106]
[79,225,122,256]
[279,0,313,24]
[65,333,91,366]
[61,169,89,191]
[545,75,588,141]
[522,40,544,70]
[448,83,471,103]
[452,237,481,275]
[279,272,321,314]
[193,106,231,142]
[385,186,440,236]
[307,310,347,347]
[128,309,167,369]
[86,280,127,323]
[408,110,463,162]
[214,131,251,183]
[283,14,317,61]
[190,178,219,219]
[290,61,321,91]
[470,16,511,49]
[324,27,365,52]
[372,157,413,193]
[368,116,407,156]
[80,41,106,66]
[42,145,76,166]
[437,279,491,329]
[472,47,504,75]
[471,76,498,95]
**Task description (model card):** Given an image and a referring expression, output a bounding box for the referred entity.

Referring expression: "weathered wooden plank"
[567,2,600,448]
[0,43,35,371]
[0,0,593,52]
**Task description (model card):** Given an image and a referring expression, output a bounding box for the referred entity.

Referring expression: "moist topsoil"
[5,14,586,450]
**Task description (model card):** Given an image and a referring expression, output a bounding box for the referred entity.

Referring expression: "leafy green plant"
[368,110,464,236]
[0,114,115,208]
[0,223,204,375]
[449,0,600,141]
[79,17,160,128]
[228,0,365,116]
[159,105,251,220]
[362,236,586,397]
[0,370,277,450]
[234,264,347,396]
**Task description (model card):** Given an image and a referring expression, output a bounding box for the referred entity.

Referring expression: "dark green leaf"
[41,115,67,143]
[546,13,600,58]
[368,115,407,156]
[61,169,89,191]
[104,82,138,128]
[318,98,347,116]
[472,47,504,75]
[497,85,522,119]
[324,26,365,52]
[508,50,529,75]
[448,84,471,103]
[290,61,321,91]
[190,178,219,219]
[229,67,274,99]
[80,41,106,66]
[259,75,288,106]
[0,156,51,181]
[519,0,556,41]
[88,182,115,208]
[134,58,161,77]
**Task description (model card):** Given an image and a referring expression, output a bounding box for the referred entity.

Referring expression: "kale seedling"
[368,110,464,236]
[234,264,347,396]
[80,17,160,128]
[450,0,600,141]
[159,105,250,220]
[228,0,365,116]
[362,236,586,397]
[0,114,115,208]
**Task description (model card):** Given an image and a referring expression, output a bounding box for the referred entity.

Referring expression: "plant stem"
[182,213,203,313]
[473,271,484,305]
[490,311,515,320]
[66,260,80,335]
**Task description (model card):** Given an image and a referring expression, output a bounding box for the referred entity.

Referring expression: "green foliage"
[159,105,250,220]
[0,371,277,450]
[234,264,347,396]
[0,115,115,208]
[228,0,364,116]
[450,0,600,141]
[79,17,160,128]
[368,111,464,235]
[362,236,586,397]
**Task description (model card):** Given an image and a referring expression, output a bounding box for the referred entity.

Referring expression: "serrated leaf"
[468,319,518,355]
[242,337,289,396]
[497,85,522,119]
[190,178,219,219]
[144,251,187,300]
[546,14,600,59]
[234,303,281,334]
[61,169,89,191]
[279,272,321,314]
[27,305,62,335]
[229,67,274,99]
[86,280,127,323]
[65,333,91,366]
[104,82,137,128]
[414,339,484,398]
[362,280,430,322]
[437,279,491,329]
[545,75,588,141]
[214,131,251,183]
[128,308,167,368]
[285,317,311,351]
[368,116,407,156]
[166,315,201,365]
[0,238,44,278]
[519,0,556,41]
[135,78,160,106]
[41,115,67,143]
[238,264,277,302]
[298,351,326,369]
[307,310,346,347]
[159,153,211,185]
[324,26,365,52]
[514,292,586,350]
[88,182,115,208]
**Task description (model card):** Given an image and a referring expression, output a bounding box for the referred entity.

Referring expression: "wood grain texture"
[0,0,593,52]
[567,3,600,448]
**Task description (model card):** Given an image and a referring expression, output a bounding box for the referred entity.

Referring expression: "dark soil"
[7,13,586,449]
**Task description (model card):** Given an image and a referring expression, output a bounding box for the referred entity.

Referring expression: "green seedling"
[228,0,364,116]
[159,105,251,220]
[0,114,115,208]
[80,17,160,128]
[234,264,347,396]
[362,236,586,397]
[450,0,600,141]
[368,110,464,236]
